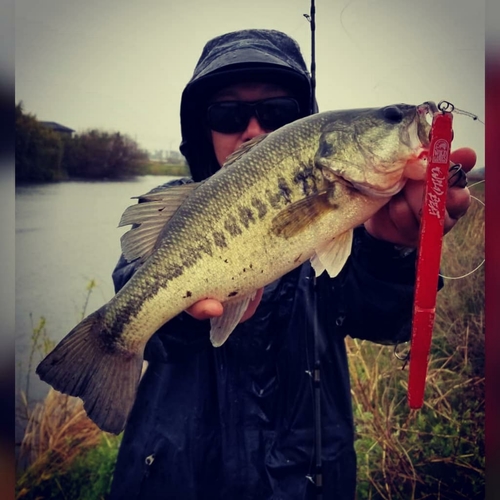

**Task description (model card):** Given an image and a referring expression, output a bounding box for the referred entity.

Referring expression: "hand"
[185,288,264,322]
[364,147,476,247]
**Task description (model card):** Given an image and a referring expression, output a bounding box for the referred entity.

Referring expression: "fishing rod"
[304,0,317,114]
[304,2,322,499]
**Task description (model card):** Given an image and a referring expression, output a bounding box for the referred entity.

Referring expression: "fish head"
[314,103,433,197]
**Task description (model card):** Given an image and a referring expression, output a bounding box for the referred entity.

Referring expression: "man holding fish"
[38,28,475,499]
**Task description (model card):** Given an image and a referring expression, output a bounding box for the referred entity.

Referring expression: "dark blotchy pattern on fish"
[238,206,256,228]
[251,198,268,219]
[213,231,228,248]
[293,164,320,197]
[277,177,293,204]
[224,215,243,236]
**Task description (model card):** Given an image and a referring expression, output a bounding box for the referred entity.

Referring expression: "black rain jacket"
[109,29,417,500]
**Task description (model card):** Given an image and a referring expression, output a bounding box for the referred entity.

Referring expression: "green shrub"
[16,434,121,500]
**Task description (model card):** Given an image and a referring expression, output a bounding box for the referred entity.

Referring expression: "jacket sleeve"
[323,226,427,345]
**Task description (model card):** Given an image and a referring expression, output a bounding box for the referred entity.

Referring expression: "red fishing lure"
[408,102,454,409]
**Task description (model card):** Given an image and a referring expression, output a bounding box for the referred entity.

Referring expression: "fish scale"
[36,103,432,433]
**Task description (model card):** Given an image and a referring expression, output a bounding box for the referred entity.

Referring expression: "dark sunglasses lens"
[207,102,251,134]
[257,98,300,130]
[207,98,301,134]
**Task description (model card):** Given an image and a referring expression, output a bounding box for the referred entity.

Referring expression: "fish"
[36,103,433,434]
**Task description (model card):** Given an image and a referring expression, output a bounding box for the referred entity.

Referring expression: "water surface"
[15,176,178,406]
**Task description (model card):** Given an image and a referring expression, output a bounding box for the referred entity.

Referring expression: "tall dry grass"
[348,183,485,499]
[16,390,116,499]
[16,279,120,500]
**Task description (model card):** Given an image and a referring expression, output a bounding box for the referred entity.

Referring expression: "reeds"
[16,280,120,500]
[16,390,116,499]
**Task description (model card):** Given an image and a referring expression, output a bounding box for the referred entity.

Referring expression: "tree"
[15,103,65,182]
[16,102,150,181]
[63,130,149,179]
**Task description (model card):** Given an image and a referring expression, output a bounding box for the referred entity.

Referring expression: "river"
[15,176,179,442]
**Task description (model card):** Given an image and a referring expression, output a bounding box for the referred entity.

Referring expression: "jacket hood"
[179,29,314,181]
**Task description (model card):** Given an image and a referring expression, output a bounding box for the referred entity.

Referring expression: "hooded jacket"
[179,29,313,181]
[109,29,417,500]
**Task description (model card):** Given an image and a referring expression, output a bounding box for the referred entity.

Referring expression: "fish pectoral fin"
[210,293,255,347]
[310,230,353,278]
[270,190,334,239]
[119,183,201,263]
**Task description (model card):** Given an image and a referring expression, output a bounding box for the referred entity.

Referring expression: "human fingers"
[444,185,472,234]
[185,299,224,320]
[185,289,264,323]
[444,147,474,229]
[449,147,477,173]
[364,180,422,247]
[396,150,475,236]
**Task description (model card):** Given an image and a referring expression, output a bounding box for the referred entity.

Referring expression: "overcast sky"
[15,0,485,166]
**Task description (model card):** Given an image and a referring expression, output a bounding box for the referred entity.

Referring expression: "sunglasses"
[206,97,301,134]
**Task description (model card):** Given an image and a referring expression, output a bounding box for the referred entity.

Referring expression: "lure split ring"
[438,100,455,113]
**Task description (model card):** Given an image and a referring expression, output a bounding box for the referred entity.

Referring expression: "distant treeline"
[15,103,189,182]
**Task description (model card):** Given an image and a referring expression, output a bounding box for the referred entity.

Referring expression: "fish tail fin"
[36,307,143,435]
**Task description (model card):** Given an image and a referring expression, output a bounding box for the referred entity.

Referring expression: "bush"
[15,103,66,182]
[63,129,149,179]
[15,102,150,181]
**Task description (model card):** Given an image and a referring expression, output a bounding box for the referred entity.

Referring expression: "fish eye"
[382,106,404,123]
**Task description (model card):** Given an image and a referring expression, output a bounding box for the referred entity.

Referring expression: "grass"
[16,279,121,500]
[141,161,190,176]
[16,390,121,500]
[15,184,485,499]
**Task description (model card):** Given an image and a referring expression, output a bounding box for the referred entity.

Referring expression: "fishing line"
[452,107,485,125]
[439,181,485,280]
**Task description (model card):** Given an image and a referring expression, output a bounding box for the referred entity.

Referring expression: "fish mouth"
[334,173,406,198]
[416,101,438,148]
[348,178,407,198]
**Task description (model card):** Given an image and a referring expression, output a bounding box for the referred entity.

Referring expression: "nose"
[241,116,267,142]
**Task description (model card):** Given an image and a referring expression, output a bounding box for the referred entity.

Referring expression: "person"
[109,29,475,500]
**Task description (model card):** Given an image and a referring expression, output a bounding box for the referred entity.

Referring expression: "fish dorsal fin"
[209,292,256,347]
[222,134,269,168]
[310,230,353,278]
[270,190,334,239]
[118,183,201,263]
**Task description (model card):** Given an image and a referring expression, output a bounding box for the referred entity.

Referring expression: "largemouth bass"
[37,103,433,434]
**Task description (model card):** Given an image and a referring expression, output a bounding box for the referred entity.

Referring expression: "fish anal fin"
[119,183,201,263]
[36,307,143,435]
[210,293,255,347]
[310,230,353,278]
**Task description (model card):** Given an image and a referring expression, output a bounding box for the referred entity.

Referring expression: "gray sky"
[15,0,485,166]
